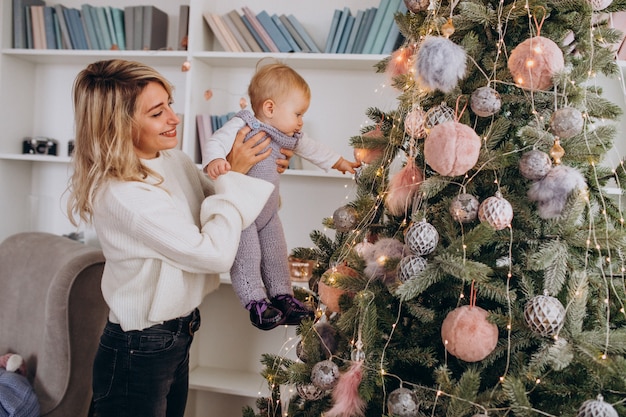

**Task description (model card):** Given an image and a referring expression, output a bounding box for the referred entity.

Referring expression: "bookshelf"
[0,0,400,415]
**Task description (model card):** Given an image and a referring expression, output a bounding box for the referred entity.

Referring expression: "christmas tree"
[245,0,626,416]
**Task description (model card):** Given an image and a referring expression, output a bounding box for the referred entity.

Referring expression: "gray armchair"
[0,232,108,417]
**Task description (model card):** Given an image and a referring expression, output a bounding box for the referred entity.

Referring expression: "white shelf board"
[1,49,189,66]
[189,366,269,398]
[0,153,71,163]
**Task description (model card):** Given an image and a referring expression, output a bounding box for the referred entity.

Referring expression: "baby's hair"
[248,59,310,114]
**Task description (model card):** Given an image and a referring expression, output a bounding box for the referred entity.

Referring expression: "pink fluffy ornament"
[415,36,467,92]
[508,36,565,91]
[441,305,499,362]
[319,264,358,313]
[478,193,513,230]
[386,45,416,80]
[404,108,427,138]
[385,158,424,216]
[424,120,481,176]
[353,126,385,164]
[324,361,366,417]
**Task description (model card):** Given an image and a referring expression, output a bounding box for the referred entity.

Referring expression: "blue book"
[256,10,293,52]
[80,4,100,49]
[94,6,113,50]
[111,8,126,50]
[381,1,407,54]
[324,9,343,53]
[344,9,365,54]
[330,7,351,53]
[241,15,270,52]
[337,13,355,53]
[53,4,72,49]
[352,7,376,53]
[362,0,391,54]
[24,6,33,48]
[279,14,310,52]
[70,8,89,49]
[43,6,57,49]
[104,7,119,49]
[52,11,62,49]
[286,14,321,53]
[271,14,300,52]
[371,0,402,54]
[12,0,45,48]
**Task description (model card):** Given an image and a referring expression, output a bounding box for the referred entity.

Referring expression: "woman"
[67,59,290,417]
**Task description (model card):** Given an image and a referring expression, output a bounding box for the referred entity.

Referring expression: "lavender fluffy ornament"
[527,165,587,219]
[362,237,408,283]
[415,36,467,93]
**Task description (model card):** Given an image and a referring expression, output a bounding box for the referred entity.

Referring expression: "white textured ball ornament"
[405,221,439,255]
[508,36,565,91]
[404,108,427,138]
[577,395,618,417]
[333,205,358,233]
[310,360,340,391]
[449,193,480,223]
[478,194,513,230]
[524,294,566,337]
[470,86,502,117]
[387,387,420,417]
[424,103,455,130]
[415,36,467,93]
[398,255,427,282]
[296,383,326,401]
[550,107,584,139]
[424,121,481,177]
[441,305,499,362]
[519,150,552,180]
[587,0,613,10]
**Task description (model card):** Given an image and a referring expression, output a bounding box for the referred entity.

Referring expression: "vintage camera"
[22,137,58,156]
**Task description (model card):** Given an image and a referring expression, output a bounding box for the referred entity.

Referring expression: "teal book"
[111,7,126,50]
[43,6,57,49]
[271,14,300,52]
[256,10,292,52]
[324,9,342,53]
[286,14,321,53]
[344,9,365,54]
[361,0,391,54]
[12,0,45,48]
[104,7,118,49]
[336,11,355,53]
[330,7,351,53]
[70,8,89,49]
[52,11,62,49]
[371,0,402,54]
[80,4,100,49]
[381,0,407,54]
[94,6,113,49]
[352,7,376,53]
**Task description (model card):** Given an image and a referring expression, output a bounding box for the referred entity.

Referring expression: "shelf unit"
[0,0,397,415]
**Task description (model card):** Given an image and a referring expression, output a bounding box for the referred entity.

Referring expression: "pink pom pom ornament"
[441,305,499,362]
[385,158,424,216]
[508,36,565,91]
[424,120,481,176]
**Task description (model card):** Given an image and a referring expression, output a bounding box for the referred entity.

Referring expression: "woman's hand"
[226,126,271,174]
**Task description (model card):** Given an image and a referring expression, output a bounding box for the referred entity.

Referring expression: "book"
[279,14,310,52]
[53,4,72,49]
[362,0,391,54]
[133,5,143,50]
[30,5,46,49]
[110,7,126,50]
[241,7,279,52]
[81,4,100,49]
[336,13,355,54]
[371,0,402,54]
[104,6,119,49]
[142,6,168,50]
[352,7,376,53]
[331,7,352,53]
[241,14,270,52]
[204,12,234,51]
[25,6,33,48]
[94,6,113,50]
[43,6,57,49]
[177,5,189,50]
[69,8,89,49]
[271,14,300,52]
[227,10,263,53]
[214,13,244,52]
[256,10,293,52]
[123,6,135,50]
[344,9,365,54]
[286,14,321,53]
[324,9,343,53]
[52,11,63,49]
[12,0,45,48]
[222,12,252,52]
[381,0,407,54]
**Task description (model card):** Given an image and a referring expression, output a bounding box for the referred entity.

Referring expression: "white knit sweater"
[93,150,274,331]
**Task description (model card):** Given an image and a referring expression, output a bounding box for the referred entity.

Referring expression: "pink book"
[241,6,279,53]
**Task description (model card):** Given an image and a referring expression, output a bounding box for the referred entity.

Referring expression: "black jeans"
[89,309,201,417]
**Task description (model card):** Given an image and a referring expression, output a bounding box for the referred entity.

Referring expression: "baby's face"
[268,90,310,137]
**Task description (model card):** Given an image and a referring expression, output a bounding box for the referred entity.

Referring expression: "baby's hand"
[332,157,361,174]
[205,158,231,180]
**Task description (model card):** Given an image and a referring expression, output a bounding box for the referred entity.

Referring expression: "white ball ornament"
[296,383,326,401]
[398,255,427,282]
[405,220,439,256]
[310,360,340,391]
[524,294,566,337]
[424,102,455,130]
[415,36,467,93]
[550,107,584,139]
[449,193,480,223]
[404,108,427,138]
[577,395,618,417]
[441,305,499,362]
[470,86,501,117]
[424,121,481,177]
[587,0,613,10]
[387,387,420,417]
[519,150,552,181]
[508,36,565,91]
[478,193,513,230]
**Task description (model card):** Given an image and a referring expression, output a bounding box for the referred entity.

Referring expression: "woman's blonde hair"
[248,60,311,114]
[67,59,173,226]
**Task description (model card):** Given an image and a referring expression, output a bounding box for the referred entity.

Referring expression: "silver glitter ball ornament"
[450,193,479,223]
[519,150,552,181]
[405,220,439,255]
[310,359,339,391]
[404,0,430,12]
[398,255,427,282]
[550,107,584,139]
[577,395,618,417]
[470,86,501,117]
[387,387,420,417]
[333,205,358,233]
[296,383,326,401]
[524,294,566,337]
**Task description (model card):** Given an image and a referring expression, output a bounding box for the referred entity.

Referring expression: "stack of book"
[204,7,321,53]
[12,1,185,50]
